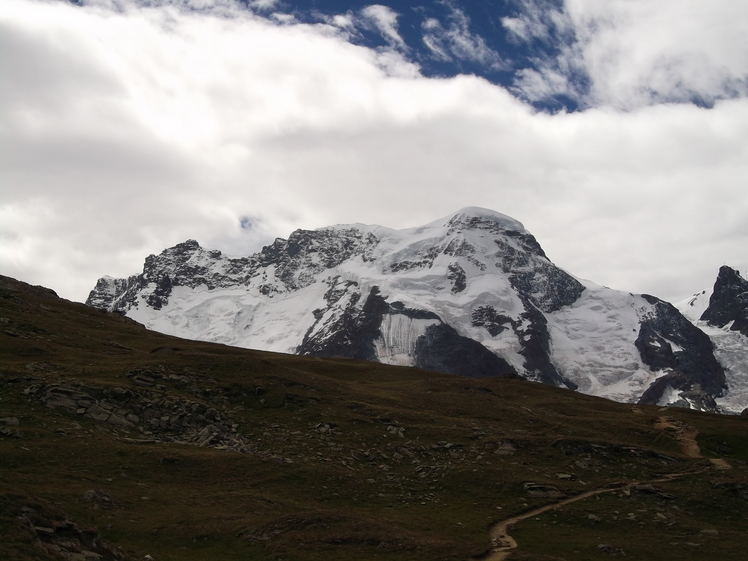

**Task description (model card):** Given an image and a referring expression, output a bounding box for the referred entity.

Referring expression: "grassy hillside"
[1,275,746,561]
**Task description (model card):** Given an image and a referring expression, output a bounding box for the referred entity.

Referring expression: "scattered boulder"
[634,484,676,500]
[597,543,625,555]
[523,483,565,499]
[79,490,116,510]
[25,379,262,456]
[495,442,516,455]
[0,427,22,438]
[10,494,126,560]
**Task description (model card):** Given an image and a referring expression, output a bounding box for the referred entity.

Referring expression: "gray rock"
[0,427,23,438]
[85,404,111,423]
[523,482,565,498]
[106,414,130,427]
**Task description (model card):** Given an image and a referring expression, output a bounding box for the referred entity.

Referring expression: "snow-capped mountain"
[88,207,734,412]
[676,266,748,414]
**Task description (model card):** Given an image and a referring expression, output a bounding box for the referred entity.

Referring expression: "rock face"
[87,207,732,411]
[675,266,748,414]
[636,295,725,411]
[700,266,748,337]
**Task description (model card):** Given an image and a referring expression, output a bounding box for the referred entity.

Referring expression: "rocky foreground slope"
[3,273,748,561]
[87,207,743,412]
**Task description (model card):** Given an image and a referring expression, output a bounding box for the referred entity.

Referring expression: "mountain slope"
[88,207,729,411]
[3,274,748,561]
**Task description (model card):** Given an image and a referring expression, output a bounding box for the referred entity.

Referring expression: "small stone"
[700,528,719,536]
[133,375,155,387]
[0,427,23,438]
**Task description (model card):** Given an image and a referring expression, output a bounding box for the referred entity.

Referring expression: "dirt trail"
[476,417,731,560]
[482,487,614,561]
[655,415,731,470]
[479,471,697,561]
[655,416,701,458]
[481,470,688,561]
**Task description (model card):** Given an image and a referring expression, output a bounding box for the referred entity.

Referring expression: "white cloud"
[331,13,355,31]
[421,1,505,69]
[1,0,747,306]
[504,0,748,109]
[247,0,278,10]
[360,4,406,50]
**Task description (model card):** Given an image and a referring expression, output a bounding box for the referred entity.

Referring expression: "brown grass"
[1,275,747,560]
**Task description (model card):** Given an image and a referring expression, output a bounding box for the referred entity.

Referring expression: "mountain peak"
[701,265,748,337]
[85,209,739,413]
[433,207,527,233]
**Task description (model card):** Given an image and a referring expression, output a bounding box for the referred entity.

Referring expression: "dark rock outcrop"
[298,286,387,361]
[413,323,516,378]
[637,295,726,408]
[701,266,748,337]
[515,300,577,389]
[471,306,513,337]
[495,234,585,313]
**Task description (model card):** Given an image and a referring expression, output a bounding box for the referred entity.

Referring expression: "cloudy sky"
[2,0,747,304]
